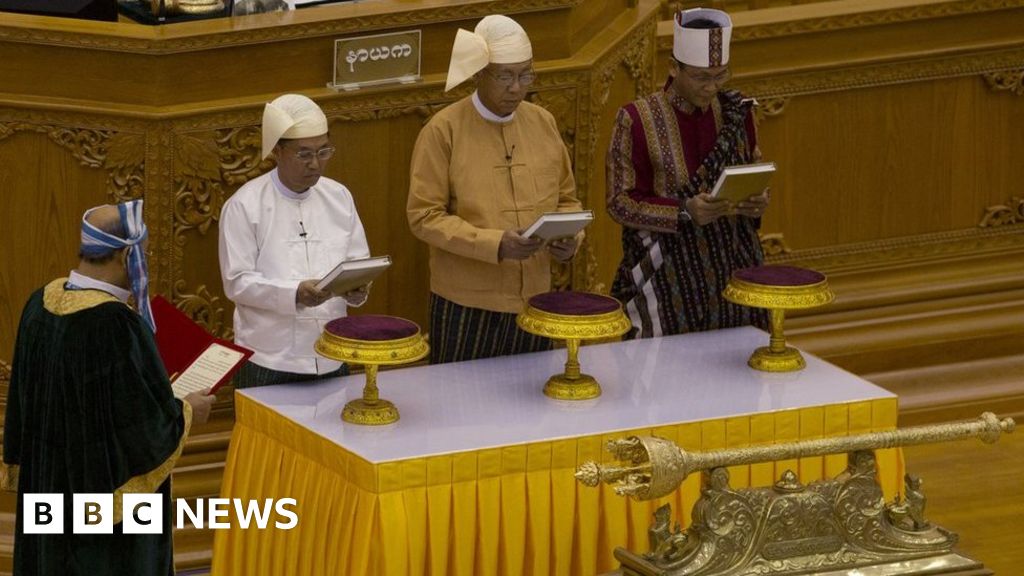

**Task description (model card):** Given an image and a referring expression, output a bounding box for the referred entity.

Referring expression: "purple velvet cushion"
[325,315,420,341]
[734,265,825,287]
[529,291,621,316]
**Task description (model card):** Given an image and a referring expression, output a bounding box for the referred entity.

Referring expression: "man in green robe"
[2,201,215,575]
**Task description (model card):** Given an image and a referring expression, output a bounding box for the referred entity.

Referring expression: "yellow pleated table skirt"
[211,393,902,576]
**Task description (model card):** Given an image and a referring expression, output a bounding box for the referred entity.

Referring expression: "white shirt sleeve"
[345,196,371,261]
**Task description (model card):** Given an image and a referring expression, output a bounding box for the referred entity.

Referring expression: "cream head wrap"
[261,94,329,160]
[673,8,732,68]
[445,14,533,92]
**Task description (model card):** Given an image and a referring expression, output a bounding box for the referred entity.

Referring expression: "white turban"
[673,8,732,68]
[261,94,329,160]
[445,14,533,92]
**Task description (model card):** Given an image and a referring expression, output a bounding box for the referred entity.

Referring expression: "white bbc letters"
[23,494,299,533]
[23,494,63,534]
[122,493,163,534]
[73,493,113,534]
[207,498,231,529]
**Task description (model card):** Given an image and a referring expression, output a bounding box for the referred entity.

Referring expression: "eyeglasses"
[484,69,537,88]
[288,145,336,163]
[681,67,731,86]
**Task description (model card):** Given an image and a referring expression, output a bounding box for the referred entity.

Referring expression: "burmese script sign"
[332,30,421,90]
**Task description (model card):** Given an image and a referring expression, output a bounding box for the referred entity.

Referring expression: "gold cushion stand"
[314,315,428,425]
[517,292,632,400]
[723,265,834,372]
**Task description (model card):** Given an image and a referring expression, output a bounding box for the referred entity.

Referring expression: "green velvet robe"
[3,280,190,576]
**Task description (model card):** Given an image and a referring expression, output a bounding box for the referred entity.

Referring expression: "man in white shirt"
[219,94,371,388]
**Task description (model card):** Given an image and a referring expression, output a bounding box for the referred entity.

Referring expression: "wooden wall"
[1,0,1023,571]
[0,0,659,570]
[0,0,657,350]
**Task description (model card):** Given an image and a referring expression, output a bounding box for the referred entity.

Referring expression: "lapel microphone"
[505,144,516,163]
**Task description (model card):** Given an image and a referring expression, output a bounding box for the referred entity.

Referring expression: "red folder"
[151,295,252,394]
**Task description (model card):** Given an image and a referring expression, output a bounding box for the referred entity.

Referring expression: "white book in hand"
[710,162,776,204]
[522,210,594,241]
[315,255,392,294]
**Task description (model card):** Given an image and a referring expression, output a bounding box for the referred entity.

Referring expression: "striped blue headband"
[80,200,155,332]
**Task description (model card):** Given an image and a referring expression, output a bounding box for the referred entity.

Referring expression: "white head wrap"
[445,14,533,92]
[673,8,732,68]
[261,94,329,159]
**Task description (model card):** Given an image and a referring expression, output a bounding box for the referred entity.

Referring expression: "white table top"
[239,326,895,463]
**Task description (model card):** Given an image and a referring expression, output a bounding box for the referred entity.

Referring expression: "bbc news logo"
[24,494,298,534]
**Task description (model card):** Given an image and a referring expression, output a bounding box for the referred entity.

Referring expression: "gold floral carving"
[979,196,1024,227]
[315,330,428,366]
[622,33,655,98]
[331,104,448,124]
[983,68,1024,95]
[574,236,605,294]
[571,16,655,292]
[732,47,1024,98]
[527,88,579,160]
[105,132,147,202]
[517,304,631,341]
[723,278,833,310]
[172,127,269,245]
[148,128,176,298]
[217,126,267,185]
[752,97,789,124]
[759,232,791,256]
[0,122,145,202]
[172,280,232,340]
[590,22,654,115]
[584,17,656,201]
[615,458,973,575]
[0,359,11,419]
[551,260,573,292]
[0,360,9,451]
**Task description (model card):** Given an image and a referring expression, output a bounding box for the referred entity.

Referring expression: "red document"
[151,295,252,398]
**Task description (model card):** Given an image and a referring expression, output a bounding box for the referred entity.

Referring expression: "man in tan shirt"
[407,14,582,363]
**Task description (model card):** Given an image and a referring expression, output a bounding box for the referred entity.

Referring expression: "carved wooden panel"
[0,113,148,362]
[1,1,1022,570]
